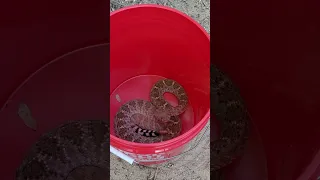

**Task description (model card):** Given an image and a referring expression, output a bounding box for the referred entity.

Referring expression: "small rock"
[165,163,174,168]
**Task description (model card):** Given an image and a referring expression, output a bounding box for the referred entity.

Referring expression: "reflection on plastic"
[17,103,37,131]
[110,145,135,165]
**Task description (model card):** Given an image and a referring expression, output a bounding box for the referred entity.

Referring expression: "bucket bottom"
[110,75,195,137]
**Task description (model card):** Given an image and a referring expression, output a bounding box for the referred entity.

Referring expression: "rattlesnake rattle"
[114,79,188,143]
[14,68,248,179]
[16,120,109,180]
[211,64,250,179]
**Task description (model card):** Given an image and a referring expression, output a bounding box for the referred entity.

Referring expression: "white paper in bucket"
[110,145,135,165]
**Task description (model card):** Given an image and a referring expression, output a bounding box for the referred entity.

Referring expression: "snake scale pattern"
[16,120,109,180]
[114,79,189,143]
[15,67,249,179]
[211,64,250,176]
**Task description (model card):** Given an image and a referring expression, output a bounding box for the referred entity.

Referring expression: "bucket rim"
[110,4,210,41]
[110,4,210,151]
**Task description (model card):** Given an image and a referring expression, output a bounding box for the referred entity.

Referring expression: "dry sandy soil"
[110,0,210,179]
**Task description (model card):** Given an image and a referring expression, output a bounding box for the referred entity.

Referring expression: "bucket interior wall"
[0,45,109,179]
[0,2,108,108]
[213,0,320,179]
[0,2,108,179]
[110,6,210,137]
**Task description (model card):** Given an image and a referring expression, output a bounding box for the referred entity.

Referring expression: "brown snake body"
[15,68,249,179]
[16,120,109,180]
[211,65,250,174]
[114,79,189,143]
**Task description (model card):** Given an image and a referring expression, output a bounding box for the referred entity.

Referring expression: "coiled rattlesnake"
[114,79,189,143]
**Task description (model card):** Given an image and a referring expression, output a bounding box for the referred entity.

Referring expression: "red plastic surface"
[0,1,108,179]
[0,44,109,178]
[0,1,108,109]
[212,0,320,179]
[110,5,210,159]
[222,120,269,180]
[110,75,196,135]
[297,149,320,180]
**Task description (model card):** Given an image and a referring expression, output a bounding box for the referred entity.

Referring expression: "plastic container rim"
[110,4,210,151]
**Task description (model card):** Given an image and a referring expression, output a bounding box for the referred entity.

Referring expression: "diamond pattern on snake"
[16,120,109,180]
[114,79,189,144]
[211,64,250,172]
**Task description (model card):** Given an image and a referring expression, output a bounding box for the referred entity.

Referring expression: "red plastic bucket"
[0,44,109,179]
[0,2,108,178]
[213,0,320,179]
[110,5,210,165]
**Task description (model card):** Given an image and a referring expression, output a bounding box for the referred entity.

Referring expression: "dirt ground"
[110,123,210,180]
[110,1,210,179]
[110,0,210,33]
